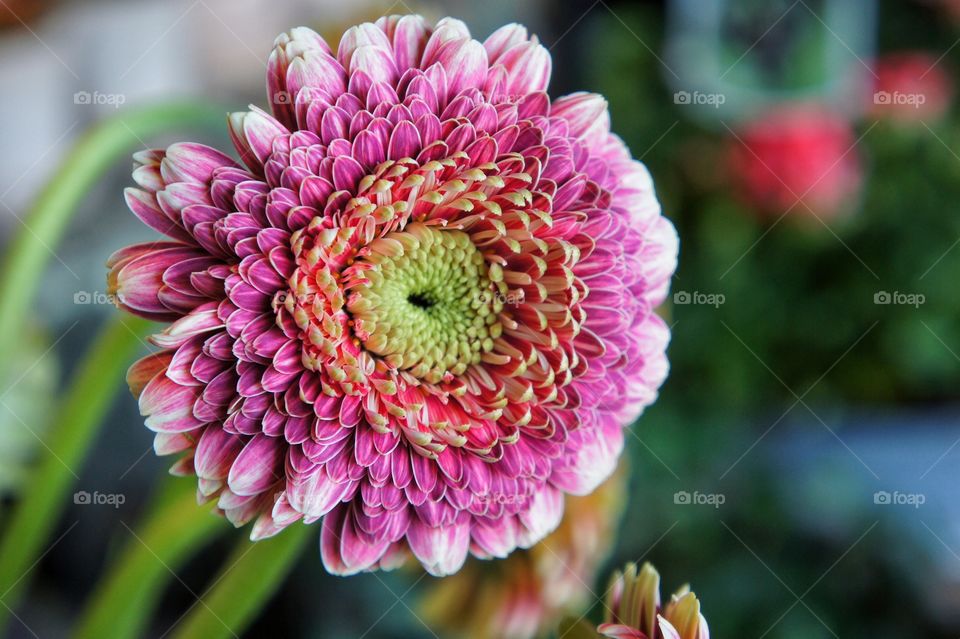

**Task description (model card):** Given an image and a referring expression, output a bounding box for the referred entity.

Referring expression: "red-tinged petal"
[126,351,173,399]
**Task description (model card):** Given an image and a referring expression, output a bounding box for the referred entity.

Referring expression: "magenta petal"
[499,41,551,94]
[195,426,243,479]
[387,14,428,72]
[288,469,356,518]
[124,188,193,243]
[387,120,421,160]
[227,434,284,496]
[229,109,289,173]
[139,374,202,433]
[551,92,610,141]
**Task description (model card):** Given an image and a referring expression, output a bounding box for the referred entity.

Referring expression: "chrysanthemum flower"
[598,562,709,639]
[420,468,626,638]
[108,15,677,576]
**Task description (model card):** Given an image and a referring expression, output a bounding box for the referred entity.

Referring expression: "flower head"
[109,16,677,576]
[597,562,709,639]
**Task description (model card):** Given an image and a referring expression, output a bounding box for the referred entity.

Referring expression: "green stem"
[0,314,150,632]
[73,476,227,639]
[171,526,312,639]
[0,102,223,637]
[0,102,223,381]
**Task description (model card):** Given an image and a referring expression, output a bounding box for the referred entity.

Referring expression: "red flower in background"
[871,52,952,123]
[727,106,862,218]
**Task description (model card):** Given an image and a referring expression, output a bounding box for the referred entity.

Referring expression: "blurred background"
[1,0,959,637]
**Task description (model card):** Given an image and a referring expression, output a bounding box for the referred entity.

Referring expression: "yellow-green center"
[347,224,502,384]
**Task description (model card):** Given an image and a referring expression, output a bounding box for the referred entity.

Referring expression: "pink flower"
[727,106,862,218]
[870,52,952,123]
[108,16,677,577]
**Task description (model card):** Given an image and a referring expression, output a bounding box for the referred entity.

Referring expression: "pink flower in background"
[727,106,862,218]
[560,562,709,639]
[870,52,952,122]
[108,16,677,576]
[597,563,709,639]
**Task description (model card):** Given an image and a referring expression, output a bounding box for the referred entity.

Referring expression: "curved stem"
[0,102,224,637]
[171,526,312,639]
[73,477,227,639]
[0,314,150,634]
[0,102,223,381]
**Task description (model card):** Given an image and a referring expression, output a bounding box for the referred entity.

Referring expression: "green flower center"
[346,224,503,384]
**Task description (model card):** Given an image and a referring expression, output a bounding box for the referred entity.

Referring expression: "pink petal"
[406,517,470,577]
[227,434,284,496]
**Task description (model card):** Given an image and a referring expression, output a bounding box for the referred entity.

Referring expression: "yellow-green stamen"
[347,224,502,384]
